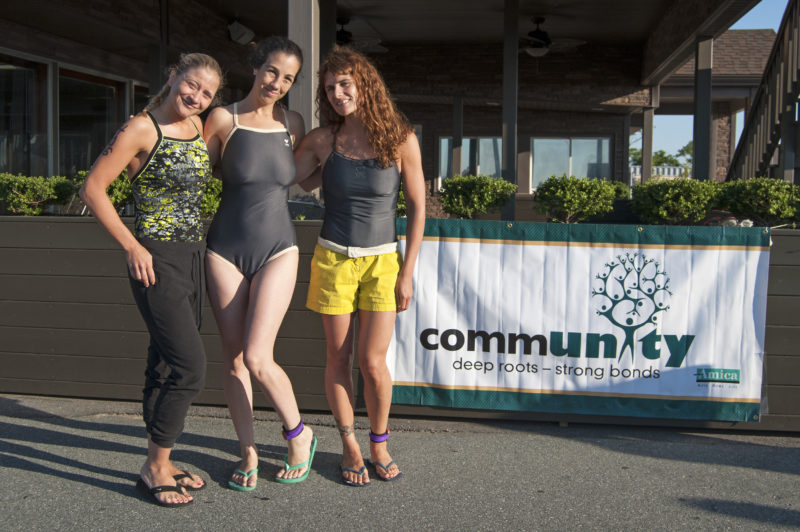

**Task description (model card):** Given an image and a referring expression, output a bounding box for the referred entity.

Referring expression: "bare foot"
[369,440,401,480]
[140,462,192,505]
[276,425,315,480]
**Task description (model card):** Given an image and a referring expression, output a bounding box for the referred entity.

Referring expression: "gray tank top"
[320,139,401,249]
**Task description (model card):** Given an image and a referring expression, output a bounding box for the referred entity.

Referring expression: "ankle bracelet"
[283,420,304,440]
[369,429,390,443]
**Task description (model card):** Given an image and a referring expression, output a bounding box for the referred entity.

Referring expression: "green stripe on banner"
[396,218,770,248]
[392,385,760,422]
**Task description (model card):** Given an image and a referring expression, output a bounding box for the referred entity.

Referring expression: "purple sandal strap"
[282,420,304,440]
[369,429,390,443]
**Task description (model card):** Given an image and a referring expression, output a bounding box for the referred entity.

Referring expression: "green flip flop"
[228,467,259,491]
[275,435,317,484]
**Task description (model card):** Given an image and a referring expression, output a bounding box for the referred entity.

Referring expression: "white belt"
[317,237,398,258]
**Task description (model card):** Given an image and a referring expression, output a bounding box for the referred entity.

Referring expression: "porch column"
[779,102,798,183]
[641,108,654,183]
[46,61,58,177]
[501,0,519,220]
[623,113,632,190]
[452,96,463,177]
[288,0,320,131]
[728,107,737,165]
[692,36,713,180]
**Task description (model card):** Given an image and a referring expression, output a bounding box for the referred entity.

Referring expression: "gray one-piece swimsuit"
[206,105,297,280]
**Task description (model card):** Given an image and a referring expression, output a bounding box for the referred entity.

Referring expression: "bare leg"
[243,250,314,480]
[205,252,258,488]
[358,310,401,480]
[139,434,192,504]
[322,313,369,485]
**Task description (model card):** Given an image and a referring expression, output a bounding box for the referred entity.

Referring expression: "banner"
[390,219,770,422]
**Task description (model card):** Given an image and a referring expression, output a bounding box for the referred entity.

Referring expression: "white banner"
[390,220,770,421]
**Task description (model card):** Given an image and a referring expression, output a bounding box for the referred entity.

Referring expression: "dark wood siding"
[1,217,798,430]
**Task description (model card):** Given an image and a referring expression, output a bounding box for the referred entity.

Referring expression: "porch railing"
[728,0,799,180]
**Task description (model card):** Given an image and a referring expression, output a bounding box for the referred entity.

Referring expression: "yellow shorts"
[306,244,402,314]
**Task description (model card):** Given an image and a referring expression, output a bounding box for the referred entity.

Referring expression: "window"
[439,136,502,178]
[59,70,124,176]
[531,137,611,188]
[0,55,48,175]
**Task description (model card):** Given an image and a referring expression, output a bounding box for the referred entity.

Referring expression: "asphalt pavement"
[1,393,799,531]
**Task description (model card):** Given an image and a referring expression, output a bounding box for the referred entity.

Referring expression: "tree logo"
[591,253,672,360]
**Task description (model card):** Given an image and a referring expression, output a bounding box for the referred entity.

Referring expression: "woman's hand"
[395,270,413,312]
[125,242,156,287]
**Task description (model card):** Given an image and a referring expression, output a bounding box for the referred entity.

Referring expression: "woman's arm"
[79,115,158,286]
[286,109,306,148]
[203,106,231,174]
[395,132,426,312]
[293,127,326,191]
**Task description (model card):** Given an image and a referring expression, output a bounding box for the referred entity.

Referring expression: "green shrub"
[533,174,618,223]
[201,177,222,218]
[0,173,77,215]
[719,177,799,226]
[609,179,630,200]
[439,174,517,219]
[105,169,133,211]
[631,178,721,225]
[396,187,406,217]
[71,169,133,213]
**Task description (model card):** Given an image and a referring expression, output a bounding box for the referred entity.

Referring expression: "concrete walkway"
[1,393,799,531]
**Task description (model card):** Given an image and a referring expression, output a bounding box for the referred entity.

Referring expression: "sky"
[648,0,787,157]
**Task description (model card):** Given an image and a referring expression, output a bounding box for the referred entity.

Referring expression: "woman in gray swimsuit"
[204,36,316,489]
[294,46,426,486]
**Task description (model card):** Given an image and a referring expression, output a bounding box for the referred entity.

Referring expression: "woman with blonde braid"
[80,53,223,507]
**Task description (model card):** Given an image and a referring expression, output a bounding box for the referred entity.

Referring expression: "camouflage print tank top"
[130,112,211,242]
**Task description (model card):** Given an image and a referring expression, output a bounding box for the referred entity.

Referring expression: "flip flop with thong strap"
[173,470,205,491]
[369,459,403,482]
[228,467,259,491]
[340,464,371,487]
[276,435,317,484]
[136,478,193,508]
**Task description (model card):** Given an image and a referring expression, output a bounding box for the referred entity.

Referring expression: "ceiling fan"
[521,17,585,57]
[336,17,388,54]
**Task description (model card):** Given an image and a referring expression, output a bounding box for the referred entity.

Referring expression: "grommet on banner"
[507,223,513,228]
[637,226,643,232]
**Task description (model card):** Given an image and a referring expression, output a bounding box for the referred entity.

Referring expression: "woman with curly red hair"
[294,45,425,486]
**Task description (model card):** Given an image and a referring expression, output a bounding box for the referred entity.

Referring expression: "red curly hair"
[316,45,412,168]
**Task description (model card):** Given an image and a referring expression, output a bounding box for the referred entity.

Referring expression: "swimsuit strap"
[145,112,164,142]
[188,117,201,136]
[232,102,240,127]
[331,126,340,154]
[280,105,293,149]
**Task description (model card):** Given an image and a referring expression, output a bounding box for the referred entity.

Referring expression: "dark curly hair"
[316,45,412,168]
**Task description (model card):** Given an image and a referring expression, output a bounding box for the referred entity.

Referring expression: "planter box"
[1,216,798,430]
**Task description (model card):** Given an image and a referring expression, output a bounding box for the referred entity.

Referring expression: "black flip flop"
[340,465,371,487]
[173,470,206,491]
[136,478,193,508]
[368,459,403,482]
